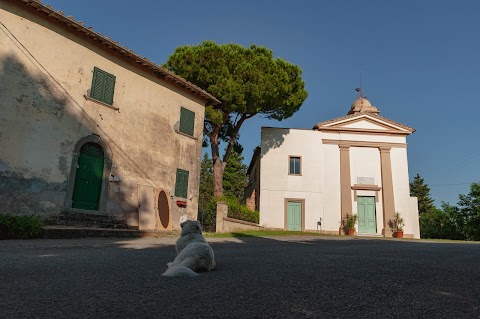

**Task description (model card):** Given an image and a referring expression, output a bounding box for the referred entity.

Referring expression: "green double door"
[72,143,104,210]
[357,196,376,234]
[287,201,302,231]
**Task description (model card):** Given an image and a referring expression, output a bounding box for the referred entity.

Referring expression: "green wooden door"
[287,201,302,231]
[72,143,104,210]
[357,196,376,234]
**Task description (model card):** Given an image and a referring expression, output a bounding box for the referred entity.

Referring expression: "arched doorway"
[158,190,170,229]
[72,142,105,210]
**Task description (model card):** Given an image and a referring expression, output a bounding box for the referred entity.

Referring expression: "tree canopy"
[165,41,308,196]
[223,150,249,202]
[198,153,214,213]
[410,173,436,215]
[457,182,480,240]
[412,174,480,240]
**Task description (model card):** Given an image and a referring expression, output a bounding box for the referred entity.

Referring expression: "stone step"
[44,212,131,229]
[42,226,178,239]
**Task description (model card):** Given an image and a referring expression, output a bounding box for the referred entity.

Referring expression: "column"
[215,201,228,233]
[380,146,395,237]
[339,145,352,231]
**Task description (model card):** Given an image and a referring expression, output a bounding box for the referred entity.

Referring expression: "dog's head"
[180,220,203,236]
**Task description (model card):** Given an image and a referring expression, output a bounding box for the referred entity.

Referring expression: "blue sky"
[44,0,480,206]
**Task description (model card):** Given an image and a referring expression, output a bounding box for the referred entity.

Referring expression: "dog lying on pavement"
[162,220,216,277]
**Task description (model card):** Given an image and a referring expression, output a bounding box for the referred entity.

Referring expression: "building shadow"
[2,234,479,317]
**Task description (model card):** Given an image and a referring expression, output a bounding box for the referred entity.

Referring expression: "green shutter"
[175,169,189,198]
[90,67,115,105]
[103,73,116,105]
[90,67,105,101]
[179,107,195,136]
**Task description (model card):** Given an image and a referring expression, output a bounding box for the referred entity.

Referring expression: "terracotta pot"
[176,200,187,208]
[346,229,355,236]
[393,231,404,238]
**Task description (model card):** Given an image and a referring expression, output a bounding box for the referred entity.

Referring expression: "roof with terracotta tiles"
[11,0,221,105]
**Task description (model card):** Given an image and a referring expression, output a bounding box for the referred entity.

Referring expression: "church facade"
[246,96,420,238]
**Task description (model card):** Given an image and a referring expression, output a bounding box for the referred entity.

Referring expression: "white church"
[245,94,420,238]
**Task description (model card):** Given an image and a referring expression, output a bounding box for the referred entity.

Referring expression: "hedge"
[0,214,43,239]
[200,196,259,229]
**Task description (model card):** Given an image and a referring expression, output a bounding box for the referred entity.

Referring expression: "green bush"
[0,214,43,239]
[200,196,259,230]
[199,200,218,232]
[224,197,259,224]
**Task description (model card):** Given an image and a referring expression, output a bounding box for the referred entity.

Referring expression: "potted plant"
[388,212,405,238]
[342,213,358,235]
[176,200,187,208]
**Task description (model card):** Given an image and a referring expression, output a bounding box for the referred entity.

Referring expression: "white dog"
[162,220,216,277]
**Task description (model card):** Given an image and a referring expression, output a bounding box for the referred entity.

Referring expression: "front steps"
[44,212,135,230]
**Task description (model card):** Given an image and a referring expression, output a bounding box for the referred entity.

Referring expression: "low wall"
[223,217,263,232]
[216,202,262,233]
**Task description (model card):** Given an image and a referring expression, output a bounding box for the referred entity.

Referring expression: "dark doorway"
[158,190,170,229]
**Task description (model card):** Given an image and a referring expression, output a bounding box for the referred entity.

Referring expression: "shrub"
[199,196,260,231]
[342,213,357,232]
[388,212,405,232]
[224,197,259,224]
[199,200,218,232]
[0,214,43,239]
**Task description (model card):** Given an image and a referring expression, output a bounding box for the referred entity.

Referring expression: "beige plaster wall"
[0,2,206,229]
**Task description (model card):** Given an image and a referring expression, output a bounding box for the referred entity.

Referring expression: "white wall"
[349,147,384,234]
[322,132,407,144]
[260,128,342,232]
[391,148,420,238]
[259,127,419,238]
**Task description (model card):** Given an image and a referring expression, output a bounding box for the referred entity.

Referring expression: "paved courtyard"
[1,236,479,318]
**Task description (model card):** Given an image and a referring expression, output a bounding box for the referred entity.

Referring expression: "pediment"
[314,114,415,135]
[334,118,393,130]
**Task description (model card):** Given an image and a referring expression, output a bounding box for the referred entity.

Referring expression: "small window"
[175,169,189,198]
[289,156,301,175]
[90,67,116,105]
[179,107,195,136]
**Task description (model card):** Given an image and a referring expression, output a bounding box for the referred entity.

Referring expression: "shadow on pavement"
[1,235,480,318]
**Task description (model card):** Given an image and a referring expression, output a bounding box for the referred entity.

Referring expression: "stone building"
[0,0,220,230]
[246,95,420,238]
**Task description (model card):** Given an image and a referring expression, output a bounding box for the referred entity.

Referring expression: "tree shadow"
[260,126,291,157]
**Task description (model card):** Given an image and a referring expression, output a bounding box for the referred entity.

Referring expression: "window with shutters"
[89,67,116,105]
[175,169,189,198]
[179,107,195,136]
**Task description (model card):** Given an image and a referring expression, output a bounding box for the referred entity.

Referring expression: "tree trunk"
[213,158,226,198]
[207,113,254,199]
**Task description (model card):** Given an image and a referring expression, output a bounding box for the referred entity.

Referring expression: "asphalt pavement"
[1,236,479,318]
